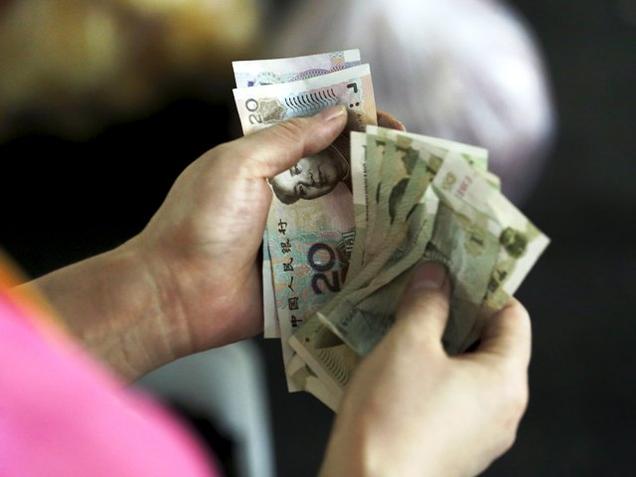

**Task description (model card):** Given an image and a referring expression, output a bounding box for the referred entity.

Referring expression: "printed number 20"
[308,243,341,294]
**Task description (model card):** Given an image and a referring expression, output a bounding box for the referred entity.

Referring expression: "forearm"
[14,239,185,380]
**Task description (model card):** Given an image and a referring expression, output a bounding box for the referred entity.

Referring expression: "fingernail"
[410,261,447,290]
[319,105,347,122]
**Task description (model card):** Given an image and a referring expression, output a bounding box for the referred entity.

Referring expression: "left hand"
[26,107,403,379]
[131,106,352,360]
[132,108,405,361]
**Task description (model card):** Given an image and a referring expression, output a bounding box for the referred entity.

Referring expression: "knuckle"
[408,289,449,318]
[395,290,449,351]
[499,428,519,455]
[401,287,446,312]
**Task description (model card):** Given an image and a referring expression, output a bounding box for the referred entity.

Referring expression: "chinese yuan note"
[233,64,377,389]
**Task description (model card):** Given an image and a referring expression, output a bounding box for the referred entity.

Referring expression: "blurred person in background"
[0,0,554,202]
[271,0,556,203]
[1,108,531,476]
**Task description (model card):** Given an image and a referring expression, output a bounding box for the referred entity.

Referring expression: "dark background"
[2,1,635,476]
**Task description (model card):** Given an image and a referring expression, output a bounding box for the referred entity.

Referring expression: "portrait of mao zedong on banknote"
[499,227,528,258]
[269,144,350,204]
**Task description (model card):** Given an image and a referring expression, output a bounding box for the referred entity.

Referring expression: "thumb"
[394,261,451,350]
[232,105,348,178]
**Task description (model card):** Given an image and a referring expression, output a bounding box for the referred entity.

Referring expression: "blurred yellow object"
[0,0,263,137]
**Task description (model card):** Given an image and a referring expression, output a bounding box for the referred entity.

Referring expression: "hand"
[129,105,351,360]
[135,107,405,352]
[24,106,403,379]
[321,262,531,477]
[123,107,404,371]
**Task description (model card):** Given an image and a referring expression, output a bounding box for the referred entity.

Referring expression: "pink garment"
[0,284,219,477]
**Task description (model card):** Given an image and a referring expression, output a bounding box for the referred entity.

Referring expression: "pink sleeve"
[0,288,220,477]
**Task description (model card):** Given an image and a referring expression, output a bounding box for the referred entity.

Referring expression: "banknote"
[360,135,386,267]
[361,126,487,267]
[288,314,357,405]
[233,64,377,389]
[318,146,544,357]
[289,153,491,402]
[327,130,482,304]
[318,188,440,355]
[347,132,369,280]
[234,64,376,133]
[262,229,279,338]
[265,183,354,391]
[340,128,504,354]
[327,139,432,301]
[289,145,431,398]
[430,153,550,350]
[286,353,340,411]
[233,49,361,88]
[294,139,441,369]
[233,51,362,340]
[307,130,488,355]
[423,198,501,354]
[366,126,502,195]
[289,124,547,406]
[365,125,489,175]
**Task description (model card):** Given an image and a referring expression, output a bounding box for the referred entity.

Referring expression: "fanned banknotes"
[232,50,549,411]
[233,52,377,391]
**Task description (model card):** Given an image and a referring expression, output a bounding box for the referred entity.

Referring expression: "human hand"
[127,108,406,363]
[127,106,352,360]
[24,107,404,379]
[321,262,531,477]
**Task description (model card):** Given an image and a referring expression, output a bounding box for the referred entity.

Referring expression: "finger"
[394,261,451,348]
[377,110,406,131]
[475,299,532,369]
[230,105,348,178]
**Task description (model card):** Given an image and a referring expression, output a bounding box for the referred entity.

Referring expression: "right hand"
[321,262,531,477]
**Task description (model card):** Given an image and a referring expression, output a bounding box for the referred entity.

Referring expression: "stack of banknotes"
[232,50,549,411]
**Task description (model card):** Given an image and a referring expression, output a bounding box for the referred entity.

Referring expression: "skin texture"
[320,262,531,477]
[21,105,351,379]
[16,108,530,476]
[18,108,403,380]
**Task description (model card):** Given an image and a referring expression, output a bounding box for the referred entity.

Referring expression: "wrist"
[118,235,195,374]
[24,238,186,380]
